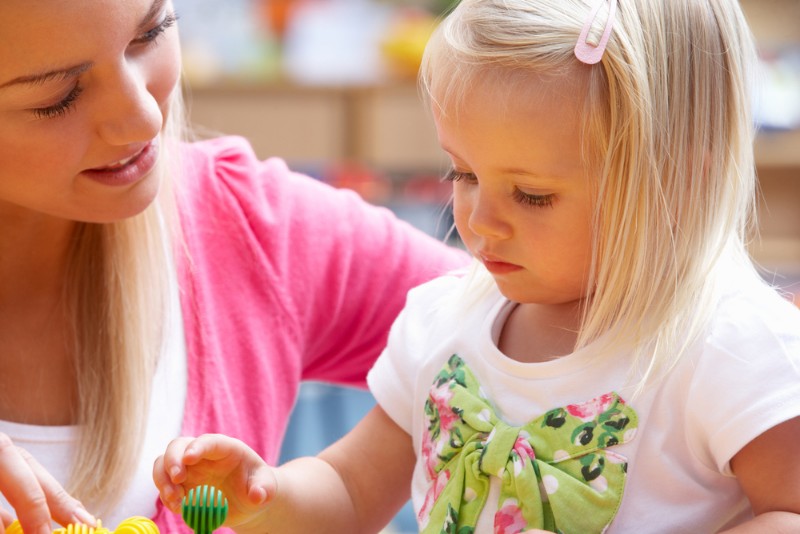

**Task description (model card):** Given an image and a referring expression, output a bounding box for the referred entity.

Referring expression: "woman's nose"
[94,64,163,146]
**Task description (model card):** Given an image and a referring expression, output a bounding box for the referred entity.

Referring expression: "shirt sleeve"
[367,276,463,433]
[684,286,800,475]
[208,136,469,388]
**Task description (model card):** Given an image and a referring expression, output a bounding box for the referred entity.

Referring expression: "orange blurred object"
[259,0,302,40]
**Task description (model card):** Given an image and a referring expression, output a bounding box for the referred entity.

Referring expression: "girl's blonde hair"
[64,88,185,512]
[422,0,760,388]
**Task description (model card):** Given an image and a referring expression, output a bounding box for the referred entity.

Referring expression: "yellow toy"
[4,516,159,534]
[5,485,226,534]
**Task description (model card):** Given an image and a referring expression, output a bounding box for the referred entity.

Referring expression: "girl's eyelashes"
[32,84,84,119]
[512,188,555,208]
[133,11,179,45]
[445,168,556,208]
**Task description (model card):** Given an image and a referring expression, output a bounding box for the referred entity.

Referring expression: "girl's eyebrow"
[0,62,93,90]
[0,0,166,91]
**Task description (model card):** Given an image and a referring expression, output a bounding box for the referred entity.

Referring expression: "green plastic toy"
[181,485,228,534]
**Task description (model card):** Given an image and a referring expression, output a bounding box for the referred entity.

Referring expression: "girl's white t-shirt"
[368,265,800,533]
[0,279,187,529]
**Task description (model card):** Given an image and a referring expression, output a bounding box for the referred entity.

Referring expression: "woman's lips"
[82,140,159,186]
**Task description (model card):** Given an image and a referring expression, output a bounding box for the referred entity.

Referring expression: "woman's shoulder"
[178,135,291,192]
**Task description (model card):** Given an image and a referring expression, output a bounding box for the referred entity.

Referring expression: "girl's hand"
[0,434,96,533]
[152,434,276,529]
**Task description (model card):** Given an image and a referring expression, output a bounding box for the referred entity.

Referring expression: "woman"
[0,0,466,531]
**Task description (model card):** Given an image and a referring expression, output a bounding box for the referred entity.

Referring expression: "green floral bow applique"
[419,354,638,534]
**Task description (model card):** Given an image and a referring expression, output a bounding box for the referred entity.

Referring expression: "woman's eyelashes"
[444,168,556,208]
[32,85,84,119]
[444,169,476,183]
[133,11,179,46]
[29,12,178,120]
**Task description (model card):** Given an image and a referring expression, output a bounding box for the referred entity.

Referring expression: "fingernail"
[169,466,181,480]
[73,507,97,526]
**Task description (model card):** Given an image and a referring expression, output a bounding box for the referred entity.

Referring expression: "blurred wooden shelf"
[755,130,800,168]
[185,82,800,172]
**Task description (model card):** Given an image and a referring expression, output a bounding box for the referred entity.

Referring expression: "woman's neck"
[0,210,76,303]
[0,210,78,425]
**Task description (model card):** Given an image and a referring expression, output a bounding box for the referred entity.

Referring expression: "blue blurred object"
[278,383,417,533]
[278,200,454,533]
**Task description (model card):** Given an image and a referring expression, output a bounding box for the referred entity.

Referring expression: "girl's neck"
[497,300,585,364]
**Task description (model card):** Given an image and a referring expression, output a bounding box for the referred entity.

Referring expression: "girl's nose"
[467,189,513,240]
[94,64,163,146]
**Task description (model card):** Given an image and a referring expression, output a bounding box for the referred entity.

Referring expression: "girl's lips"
[479,253,523,275]
[482,259,523,275]
[82,140,159,186]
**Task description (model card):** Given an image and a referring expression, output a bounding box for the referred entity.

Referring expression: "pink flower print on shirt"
[419,468,451,529]
[510,432,536,476]
[566,393,616,422]
[494,499,527,534]
[421,424,444,479]
[430,381,459,432]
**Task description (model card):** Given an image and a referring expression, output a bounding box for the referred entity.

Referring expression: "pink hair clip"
[574,0,618,65]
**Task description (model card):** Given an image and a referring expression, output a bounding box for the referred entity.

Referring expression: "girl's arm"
[252,405,415,533]
[154,405,414,534]
[315,404,416,532]
[721,416,800,533]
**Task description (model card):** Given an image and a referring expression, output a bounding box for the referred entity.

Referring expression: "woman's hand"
[153,434,276,530]
[0,433,95,533]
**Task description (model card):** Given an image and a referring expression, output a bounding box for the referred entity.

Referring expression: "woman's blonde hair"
[64,88,185,512]
[422,0,760,388]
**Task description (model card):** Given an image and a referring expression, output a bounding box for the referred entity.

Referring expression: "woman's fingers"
[18,447,96,528]
[0,435,95,533]
[0,434,59,534]
[0,507,16,529]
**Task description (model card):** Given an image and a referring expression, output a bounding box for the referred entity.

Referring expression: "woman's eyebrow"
[0,62,93,90]
[137,0,167,31]
[0,0,167,91]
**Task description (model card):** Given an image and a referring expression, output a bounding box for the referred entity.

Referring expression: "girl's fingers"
[182,433,243,463]
[160,436,197,483]
[246,465,276,506]
[152,454,184,514]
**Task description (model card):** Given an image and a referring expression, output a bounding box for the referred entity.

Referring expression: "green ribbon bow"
[419,355,638,534]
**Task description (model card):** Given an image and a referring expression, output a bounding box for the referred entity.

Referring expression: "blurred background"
[173,0,799,531]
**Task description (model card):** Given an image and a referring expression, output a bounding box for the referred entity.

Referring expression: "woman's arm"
[721,416,800,533]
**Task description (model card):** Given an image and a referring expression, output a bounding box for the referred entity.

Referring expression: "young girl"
[0,0,466,532]
[154,0,800,532]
